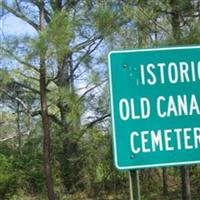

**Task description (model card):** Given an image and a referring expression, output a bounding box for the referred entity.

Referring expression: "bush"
[0,154,15,199]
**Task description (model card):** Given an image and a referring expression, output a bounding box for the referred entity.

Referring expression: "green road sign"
[108,46,200,170]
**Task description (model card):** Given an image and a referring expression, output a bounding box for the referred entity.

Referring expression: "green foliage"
[182,22,200,44]
[47,12,74,62]
[48,86,83,125]
[0,112,17,144]
[79,129,127,195]
[0,69,11,88]
[0,127,44,198]
[93,6,118,36]
[0,154,14,199]
[32,12,74,63]
[32,12,73,60]
[89,71,100,85]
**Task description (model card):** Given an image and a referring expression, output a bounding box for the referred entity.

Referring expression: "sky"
[0,12,37,39]
[0,11,37,70]
[0,5,104,95]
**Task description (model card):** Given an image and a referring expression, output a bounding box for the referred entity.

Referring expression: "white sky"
[0,13,37,38]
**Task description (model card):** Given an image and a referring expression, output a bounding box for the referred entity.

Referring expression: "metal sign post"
[129,170,141,200]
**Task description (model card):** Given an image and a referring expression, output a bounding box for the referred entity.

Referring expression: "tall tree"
[1,0,116,196]
[181,166,191,200]
[39,0,55,199]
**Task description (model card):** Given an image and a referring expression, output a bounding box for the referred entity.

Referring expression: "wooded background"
[0,0,200,199]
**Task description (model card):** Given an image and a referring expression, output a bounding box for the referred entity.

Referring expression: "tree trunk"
[170,0,181,41]
[162,168,168,195]
[181,166,191,200]
[137,4,148,48]
[40,66,55,200]
[16,99,22,156]
[39,1,55,199]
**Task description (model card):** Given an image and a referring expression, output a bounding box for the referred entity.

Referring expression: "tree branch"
[69,38,103,80]
[78,79,107,101]
[72,36,102,53]
[1,1,39,31]
[85,113,110,129]
[2,47,39,73]
[138,7,170,35]
[48,114,63,126]
[13,80,40,94]
[0,135,18,142]
[1,88,32,114]
[32,0,51,23]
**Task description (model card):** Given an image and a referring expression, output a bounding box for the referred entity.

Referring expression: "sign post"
[129,170,140,200]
